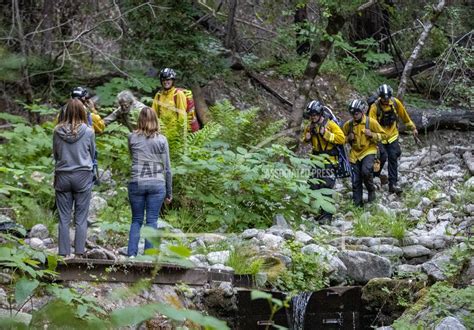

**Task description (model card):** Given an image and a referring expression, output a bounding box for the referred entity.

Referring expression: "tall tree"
[397,0,447,100]
[289,1,377,131]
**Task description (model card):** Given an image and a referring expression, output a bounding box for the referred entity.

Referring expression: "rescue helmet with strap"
[71,86,89,99]
[159,68,177,81]
[305,100,325,117]
[377,84,393,101]
[348,99,366,115]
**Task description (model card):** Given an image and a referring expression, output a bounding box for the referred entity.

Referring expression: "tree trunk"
[397,0,446,100]
[191,84,210,126]
[224,0,238,50]
[294,4,310,55]
[403,107,474,132]
[378,61,435,78]
[289,13,346,130]
[40,0,54,55]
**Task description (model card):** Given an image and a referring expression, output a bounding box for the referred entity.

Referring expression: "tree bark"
[294,4,310,55]
[289,13,346,130]
[191,84,210,126]
[224,0,238,50]
[378,61,435,78]
[403,107,474,132]
[397,0,446,100]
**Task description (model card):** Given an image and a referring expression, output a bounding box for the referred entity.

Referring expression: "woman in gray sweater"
[53,99,95,257]
[127,107,172,257]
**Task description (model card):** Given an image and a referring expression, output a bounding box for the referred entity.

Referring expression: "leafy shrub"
[273,241,329,293]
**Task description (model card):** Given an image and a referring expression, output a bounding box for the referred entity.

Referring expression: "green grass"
[226,245,264,275]
[352,205,411,239]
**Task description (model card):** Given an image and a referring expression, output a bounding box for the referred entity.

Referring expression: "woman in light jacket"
[53,98,95,257]
[127,107,172,257]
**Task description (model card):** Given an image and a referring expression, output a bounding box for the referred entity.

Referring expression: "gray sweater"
[53,123,95,172]
[128,133,172,198]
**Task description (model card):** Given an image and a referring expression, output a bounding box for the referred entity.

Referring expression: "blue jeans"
[127,181,166,256]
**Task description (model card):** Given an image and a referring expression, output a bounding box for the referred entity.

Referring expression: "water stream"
[290,291,313,330]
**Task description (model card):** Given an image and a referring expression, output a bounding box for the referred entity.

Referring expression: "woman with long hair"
[127,107,172,257]
[53,98,95,257]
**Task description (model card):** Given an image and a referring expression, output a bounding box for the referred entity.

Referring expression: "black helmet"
[159,68,176,80]
[377,84,393,100]
[348,99,366,114]
[71,86,89,99]
[306,100,325,116]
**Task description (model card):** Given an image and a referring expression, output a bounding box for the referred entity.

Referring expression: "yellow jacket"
[152,87,187,124]
[302,119,345,164]
[368,97,415,144]
[89,112,105,134]
[342,115,387,163]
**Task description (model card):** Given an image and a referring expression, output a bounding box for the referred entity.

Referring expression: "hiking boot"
[379,174,389,185]
[389,184,402,194]
[367,191,376,203]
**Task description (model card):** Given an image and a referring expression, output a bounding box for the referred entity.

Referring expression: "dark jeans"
[55,171,93,256]
[127,181,166,256]
[351,155,375,207]
[375,140,401,186]
[309,163,335,219]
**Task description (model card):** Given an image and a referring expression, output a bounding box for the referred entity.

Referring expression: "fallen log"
[402,107,474,132]
[377,61,435,78]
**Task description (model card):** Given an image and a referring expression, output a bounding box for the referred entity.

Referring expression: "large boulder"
[338,251,391,283]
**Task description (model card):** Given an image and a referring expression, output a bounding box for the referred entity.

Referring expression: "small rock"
[29,224,49,239]
[464,204,474,215]
[429,222,450,236]
[29,237,46,250]
[295,231,313,244]
[273,214,289,228]
[417,235,446,250]
[207,251,230,265]
[85,248,108,260]
[369,244,403,258]
[260,233,284,249]
[422,253,452,281]
[434,192,449,203]
[42,238,55,247]
[438,213,454,222]
[200,234,226,245]
[420,150,441,167]
[427,208,440,223]
[435,316,466,330]
[89,195,108,215]
[218,282,234,297]
[242,228,259,239]
[465,177,474,189]
[401,245,431,259]
[409,209,423,219]
[210,264,233,272]
[396,264,421,275]
[413,179,433,193]
[157,220,173,230]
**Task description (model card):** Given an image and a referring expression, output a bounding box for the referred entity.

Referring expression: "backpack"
[375,97,399,127]
[321,106,352,179]
[174,88,200,132]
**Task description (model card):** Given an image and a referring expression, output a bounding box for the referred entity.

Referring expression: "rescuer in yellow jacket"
[368,84,418,194]
[152,68,188,134]
[343,99,387,207]
[302,100,345,222]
